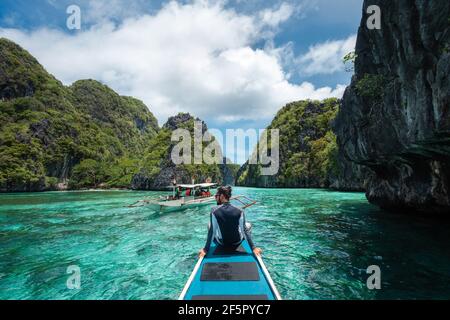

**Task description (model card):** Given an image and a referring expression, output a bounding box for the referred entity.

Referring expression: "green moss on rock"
[0,38,159,192]
[236,99,340,188]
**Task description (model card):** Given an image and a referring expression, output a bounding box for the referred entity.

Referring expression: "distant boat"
[129,183,218,212]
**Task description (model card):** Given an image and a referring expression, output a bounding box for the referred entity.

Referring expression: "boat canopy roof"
[168,183,218,189]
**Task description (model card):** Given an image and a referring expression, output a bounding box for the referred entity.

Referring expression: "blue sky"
[0,0,363,164]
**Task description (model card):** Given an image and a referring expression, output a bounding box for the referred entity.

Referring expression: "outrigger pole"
[231,195,257,210]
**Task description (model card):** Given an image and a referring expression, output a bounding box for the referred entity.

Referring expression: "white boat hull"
[148,196,216,212]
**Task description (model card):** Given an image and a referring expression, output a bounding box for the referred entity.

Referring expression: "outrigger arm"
[230,195,257,210]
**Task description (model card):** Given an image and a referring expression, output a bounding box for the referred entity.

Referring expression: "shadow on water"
[235,188,450,300]
[302,201,450,299]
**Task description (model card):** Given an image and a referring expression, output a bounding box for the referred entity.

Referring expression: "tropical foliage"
[136,114,223,186]
[0,38,159,191]
[237,99,340,188]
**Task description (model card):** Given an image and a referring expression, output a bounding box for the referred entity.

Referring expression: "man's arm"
[203,211,214,252]
[243,212,256,250]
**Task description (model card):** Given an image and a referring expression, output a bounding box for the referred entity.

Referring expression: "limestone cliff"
[333,0,450,214]
[237,99,352,189]
[131,113,226,190]
[0,38,159,192]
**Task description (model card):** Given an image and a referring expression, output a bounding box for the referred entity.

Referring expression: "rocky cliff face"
[334,0,450,214]
[220,158,240,186]
[131,113,227,190]
[236,99,360,189]
[0,38,159,192]
[329,150,368,192]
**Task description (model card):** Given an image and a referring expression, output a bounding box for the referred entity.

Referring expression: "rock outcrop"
[0,38,159,192]
[236,99,363,189]
[220,158,239,186]
[333,0,450,214]
[329,151,368,192]
[131,113,225,190]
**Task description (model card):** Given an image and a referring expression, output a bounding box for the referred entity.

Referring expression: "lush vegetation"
[0,38,159,191]
[0,38,340,192]
[343,51,358,72]
[133,113,224,188]
[237,99,340,188]
[355,74,386,104]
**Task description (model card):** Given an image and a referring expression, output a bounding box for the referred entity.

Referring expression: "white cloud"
[258,3,294,27]
[0,0,347,125]
[83,0,155,24]
[297,34,357,76]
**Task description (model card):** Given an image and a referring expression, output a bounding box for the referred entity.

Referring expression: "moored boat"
[129,183,218,212]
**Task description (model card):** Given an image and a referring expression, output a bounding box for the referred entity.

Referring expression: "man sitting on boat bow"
[199,186,263,258]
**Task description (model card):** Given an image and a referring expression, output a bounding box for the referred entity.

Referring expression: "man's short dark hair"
[217,186,232,199]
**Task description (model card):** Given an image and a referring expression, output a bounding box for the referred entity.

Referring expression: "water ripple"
[1,189,449,300]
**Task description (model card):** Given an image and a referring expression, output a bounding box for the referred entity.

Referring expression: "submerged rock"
[334,0,450,214]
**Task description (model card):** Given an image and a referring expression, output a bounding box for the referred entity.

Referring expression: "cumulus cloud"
[0,0,347,125]
[83,0,156,24]
[258,3,294,27]
[297,34,357,76]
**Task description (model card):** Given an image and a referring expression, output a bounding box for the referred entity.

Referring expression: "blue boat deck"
[180,240,280,300]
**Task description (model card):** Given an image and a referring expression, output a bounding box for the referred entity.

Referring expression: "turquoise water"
[0,188,449,300]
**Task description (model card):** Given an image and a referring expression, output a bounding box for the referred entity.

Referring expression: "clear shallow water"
[0,188,449,300]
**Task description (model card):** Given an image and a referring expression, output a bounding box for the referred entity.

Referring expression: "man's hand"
[198,249,207,258]
[253,247,263,257]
